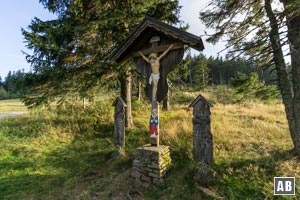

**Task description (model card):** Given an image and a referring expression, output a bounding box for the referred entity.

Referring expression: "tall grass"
[0,100,120,200]
[0,88,298,199]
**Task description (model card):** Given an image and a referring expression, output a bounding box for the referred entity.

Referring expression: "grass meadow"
[0,86,299,199]
[0,99,28,112]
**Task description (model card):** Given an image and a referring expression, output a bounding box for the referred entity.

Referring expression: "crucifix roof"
[110,17,204,63]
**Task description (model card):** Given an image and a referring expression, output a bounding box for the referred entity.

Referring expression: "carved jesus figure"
[139,44,173,101]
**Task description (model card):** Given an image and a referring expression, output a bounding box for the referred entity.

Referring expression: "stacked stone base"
[131,144,171,187]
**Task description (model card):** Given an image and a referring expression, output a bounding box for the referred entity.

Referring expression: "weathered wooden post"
[109,17,204,187]
[189,95,213,186]
[112,96,127,147]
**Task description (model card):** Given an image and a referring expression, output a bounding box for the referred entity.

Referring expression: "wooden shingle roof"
[110,17,204,62]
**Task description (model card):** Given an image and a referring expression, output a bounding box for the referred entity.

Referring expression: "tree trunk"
[120,69,133,128]
[202,66,205,87]
[189,64,193,86]
[162,80,170,111]
[162,91,170,111]
[138,81,142,101]
[219,72,223,84]
[282,0,300,154]
[265,0,299,153]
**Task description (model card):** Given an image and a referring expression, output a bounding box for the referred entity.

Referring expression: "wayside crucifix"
[110,17,204,146]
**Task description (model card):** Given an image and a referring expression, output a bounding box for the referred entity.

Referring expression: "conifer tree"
[200,0,300,153]
[23,0,181,126]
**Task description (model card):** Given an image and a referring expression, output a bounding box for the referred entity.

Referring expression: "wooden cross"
[132,41,183,58]
[134,36,183,146]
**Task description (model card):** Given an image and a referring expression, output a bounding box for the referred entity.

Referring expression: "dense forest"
[0,69,31,99]
[0,54,277,100]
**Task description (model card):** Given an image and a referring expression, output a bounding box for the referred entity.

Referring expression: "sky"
[0,1,55,79]
[0,0,225,79]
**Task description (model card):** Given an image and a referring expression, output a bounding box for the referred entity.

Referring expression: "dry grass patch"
[0,99,27,112]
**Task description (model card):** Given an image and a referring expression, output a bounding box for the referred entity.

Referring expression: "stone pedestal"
[131,144,171,187]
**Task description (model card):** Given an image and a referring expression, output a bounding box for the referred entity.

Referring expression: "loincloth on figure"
[149,73,160,85]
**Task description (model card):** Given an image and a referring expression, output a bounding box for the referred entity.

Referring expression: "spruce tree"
[200,0,300,153]
[23,0,181,126]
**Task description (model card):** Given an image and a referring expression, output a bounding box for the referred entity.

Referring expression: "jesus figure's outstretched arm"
[158,44,174,60]
[139,51,150,63]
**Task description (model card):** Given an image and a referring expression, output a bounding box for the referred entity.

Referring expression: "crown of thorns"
[149,53,157,58]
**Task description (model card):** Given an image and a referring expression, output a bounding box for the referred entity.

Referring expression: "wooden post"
[112,97,127,147]
[120,69,133,128]
[150,101,159,146]
[189,95,213,186]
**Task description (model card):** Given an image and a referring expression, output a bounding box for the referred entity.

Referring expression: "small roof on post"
[189,95,213,108]
[110,17,204,63]
[112,96,127,107]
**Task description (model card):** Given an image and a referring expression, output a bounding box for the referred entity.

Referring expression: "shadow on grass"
[0,116,49,138]
[93,122,114,138]
[146,149,300,200]
[0,136,128,200]
[0,115,127,199]
[0,160,34,171]
[44,136,117,174]
[0,174,66,200]
[213,149,299,199]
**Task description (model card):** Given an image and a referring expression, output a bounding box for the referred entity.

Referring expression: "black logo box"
[274,177,295,195]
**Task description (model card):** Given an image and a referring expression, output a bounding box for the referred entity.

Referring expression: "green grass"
[0,89,299,199]
[0,103,125,200]
[0,99,27,112]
